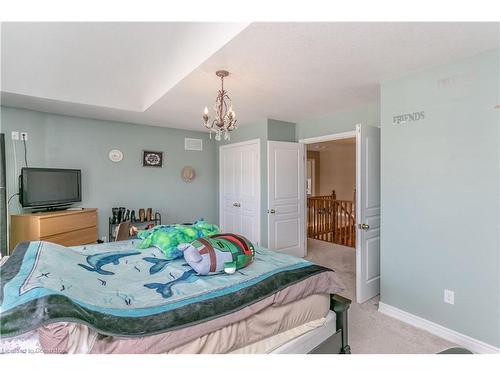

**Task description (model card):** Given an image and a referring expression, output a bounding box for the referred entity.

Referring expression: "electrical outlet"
[20,132,28,141]
[444,289,455,305]
[11,131,19,140]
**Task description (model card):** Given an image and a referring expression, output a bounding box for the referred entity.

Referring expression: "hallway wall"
[318,141,356,201]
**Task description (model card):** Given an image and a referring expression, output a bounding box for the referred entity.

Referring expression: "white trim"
[299,130,357,145]
[378,302,500,354]
[219,138,261,246]
[355,124,362,303]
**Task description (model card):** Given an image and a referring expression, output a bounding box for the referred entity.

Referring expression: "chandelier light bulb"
[204,107,209,115]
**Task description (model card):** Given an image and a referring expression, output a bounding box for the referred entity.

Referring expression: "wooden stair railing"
[307,190,356,247]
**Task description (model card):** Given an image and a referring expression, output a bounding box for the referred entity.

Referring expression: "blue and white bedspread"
[0,240,334,338]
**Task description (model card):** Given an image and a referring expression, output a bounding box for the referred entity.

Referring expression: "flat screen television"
[19,168,81,209]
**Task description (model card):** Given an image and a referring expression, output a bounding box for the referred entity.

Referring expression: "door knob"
[359,223,370,230]
[268,208,276,214]
[233,202,241,207]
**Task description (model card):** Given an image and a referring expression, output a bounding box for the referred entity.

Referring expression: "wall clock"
[108,149,123,163]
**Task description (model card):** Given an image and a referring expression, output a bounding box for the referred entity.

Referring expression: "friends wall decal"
[392,111,425,125]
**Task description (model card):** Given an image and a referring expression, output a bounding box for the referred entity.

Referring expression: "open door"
[267,141,306,257]
[356,124,381,303]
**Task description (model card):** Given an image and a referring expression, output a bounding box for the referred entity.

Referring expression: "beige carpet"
[305,239,456,354]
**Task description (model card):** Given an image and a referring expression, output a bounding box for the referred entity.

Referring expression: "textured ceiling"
[1,22,499,131]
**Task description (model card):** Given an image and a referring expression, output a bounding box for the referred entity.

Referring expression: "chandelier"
[202,70,237,141]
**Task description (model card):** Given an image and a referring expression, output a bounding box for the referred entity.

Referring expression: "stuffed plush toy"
[136,220,220,259]
[179,233,255,275]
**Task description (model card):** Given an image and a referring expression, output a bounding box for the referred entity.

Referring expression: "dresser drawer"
[41,226,97,247]
[39,210,97,237]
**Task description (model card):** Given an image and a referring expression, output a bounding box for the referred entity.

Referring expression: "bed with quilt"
[0,237,350,354]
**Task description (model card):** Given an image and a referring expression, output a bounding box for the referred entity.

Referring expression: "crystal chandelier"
[202,70,237,141]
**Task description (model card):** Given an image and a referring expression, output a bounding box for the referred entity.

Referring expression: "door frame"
[299,129,358,255]
[219,138,261,246]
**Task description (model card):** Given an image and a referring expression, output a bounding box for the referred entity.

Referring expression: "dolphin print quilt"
[0,240,335,338]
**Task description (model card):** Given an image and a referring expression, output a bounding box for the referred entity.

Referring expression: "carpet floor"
[305,239,456,354]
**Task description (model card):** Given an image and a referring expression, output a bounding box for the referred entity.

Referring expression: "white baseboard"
[378,302,500,354]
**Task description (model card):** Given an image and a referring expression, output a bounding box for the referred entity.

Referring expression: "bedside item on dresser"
[130,210,136,222]
[146,208,152,221]
[9,208,98,253]
[138,208,145,222]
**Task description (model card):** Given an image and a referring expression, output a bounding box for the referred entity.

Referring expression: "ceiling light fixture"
[202,70,237,141]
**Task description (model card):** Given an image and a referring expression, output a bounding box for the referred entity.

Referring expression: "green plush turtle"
[136,220,220,259]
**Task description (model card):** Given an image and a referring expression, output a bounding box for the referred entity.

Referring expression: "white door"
[267,141,305,257]
[219,140,260,245]
[356,124,381,303]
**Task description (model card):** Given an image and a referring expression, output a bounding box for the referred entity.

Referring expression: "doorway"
[306,137,356,248]
[301,125,380,304]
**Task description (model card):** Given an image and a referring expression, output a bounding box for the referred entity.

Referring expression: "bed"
[0,239,351,354]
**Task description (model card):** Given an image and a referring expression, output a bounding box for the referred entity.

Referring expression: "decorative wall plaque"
[181,166,196,183]
[142,150,163,168]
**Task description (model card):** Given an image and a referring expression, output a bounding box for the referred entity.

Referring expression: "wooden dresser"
[9,208,98,253]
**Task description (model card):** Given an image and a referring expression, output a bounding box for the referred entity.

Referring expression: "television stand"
[9,208,98,254]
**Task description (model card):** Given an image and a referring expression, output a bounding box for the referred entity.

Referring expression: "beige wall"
[318,142,355,201]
